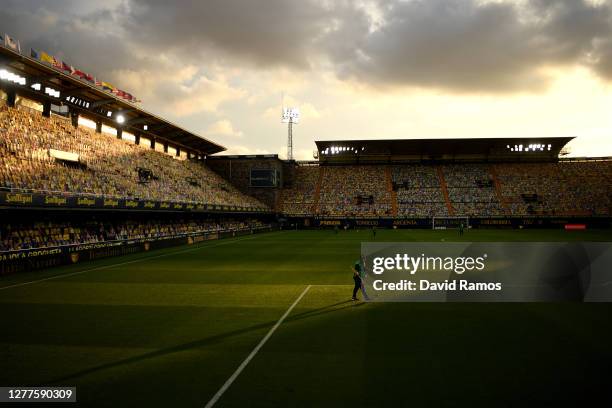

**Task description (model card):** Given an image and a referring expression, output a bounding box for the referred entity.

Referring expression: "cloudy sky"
[2,0,612,158]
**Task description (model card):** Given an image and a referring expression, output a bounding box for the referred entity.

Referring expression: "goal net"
[432,216,469,230]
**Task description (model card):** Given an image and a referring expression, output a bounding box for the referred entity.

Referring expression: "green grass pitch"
[1,229,612,407]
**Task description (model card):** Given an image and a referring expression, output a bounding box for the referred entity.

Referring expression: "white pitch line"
[0,232,280,291]
[204,284,312,408]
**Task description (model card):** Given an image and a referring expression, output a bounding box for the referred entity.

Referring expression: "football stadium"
[2,2,612,406]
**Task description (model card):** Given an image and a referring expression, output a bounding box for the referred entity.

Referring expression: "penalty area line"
[204,284,312,408]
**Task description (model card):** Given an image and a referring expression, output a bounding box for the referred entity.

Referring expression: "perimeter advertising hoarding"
[0,191,267,213]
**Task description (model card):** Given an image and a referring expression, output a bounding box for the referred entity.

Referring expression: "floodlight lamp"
[116,114,125,124]
[281,107,300,123]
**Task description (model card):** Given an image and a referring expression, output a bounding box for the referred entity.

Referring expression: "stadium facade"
[212,138,611,230]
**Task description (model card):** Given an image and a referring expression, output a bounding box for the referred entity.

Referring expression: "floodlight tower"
[281,107,300,160]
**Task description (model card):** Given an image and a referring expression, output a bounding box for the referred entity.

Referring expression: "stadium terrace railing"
[0,187,271,213]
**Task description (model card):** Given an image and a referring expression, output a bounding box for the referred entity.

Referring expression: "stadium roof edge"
[207,154,281,161]
[0,45,225,155]
[315,137,575,163]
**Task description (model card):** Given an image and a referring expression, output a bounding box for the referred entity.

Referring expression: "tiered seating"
[280,161,610,218]
[281,161,612,217]
[280,166,318,215]
[496,161,612,216]
[442,164,504,216]
[392,165,448,217]
[317,165,391,217]
[0,104,266,209]
[0,218,267,251]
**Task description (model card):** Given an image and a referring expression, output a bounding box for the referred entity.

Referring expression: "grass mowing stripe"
[204,285,312,408]
[0,232,282,291]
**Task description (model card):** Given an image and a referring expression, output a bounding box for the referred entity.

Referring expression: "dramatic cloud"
[327,0,612,92]
[122,0,335,69]
[204,120,244,139]
[3,0,612,93]
[2,0,612,158]
[115,0,612,92]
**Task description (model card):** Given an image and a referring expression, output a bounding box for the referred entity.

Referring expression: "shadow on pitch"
[48,299,367,384]
[286,300,365,323]
[288,299,352,318]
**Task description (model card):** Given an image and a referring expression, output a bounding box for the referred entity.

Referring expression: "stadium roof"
[0,45,225,155]
[207,154,282,161]
[315,137,575,163]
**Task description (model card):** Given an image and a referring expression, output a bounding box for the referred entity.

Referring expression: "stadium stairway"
[489,165,509,214]
[386,167,398,216]
[436,166,455,216]
[275,188,283,212]
[312,166,324,214]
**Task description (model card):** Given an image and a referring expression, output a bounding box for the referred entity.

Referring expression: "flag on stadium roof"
[39,51,55,65]
[4,34,20,52]
[8,35,142,103]
[71,68,86,78]
[45,53,62,69]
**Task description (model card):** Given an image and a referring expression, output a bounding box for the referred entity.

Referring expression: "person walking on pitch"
[359,257,370,301]
[351,261,362,301]
[352,259,370,301]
